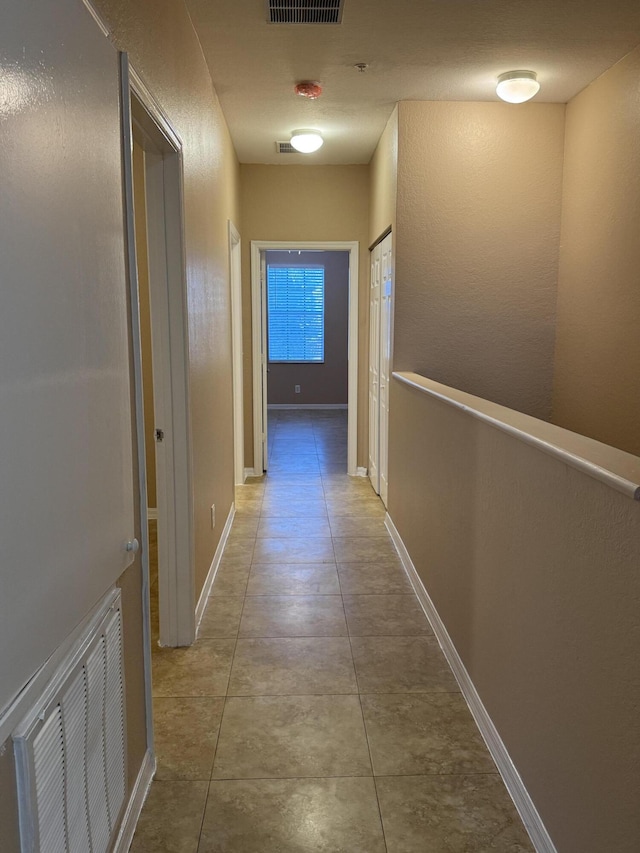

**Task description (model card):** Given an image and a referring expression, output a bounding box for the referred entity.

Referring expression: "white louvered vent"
[276,141,302,154]
[13,590,126,853]
[267,0,344,25]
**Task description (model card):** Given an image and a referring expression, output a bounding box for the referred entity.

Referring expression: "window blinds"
[267,265,325,362]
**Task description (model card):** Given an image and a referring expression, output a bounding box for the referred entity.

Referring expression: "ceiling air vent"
[267,0,344,25]
[276,141,302,154]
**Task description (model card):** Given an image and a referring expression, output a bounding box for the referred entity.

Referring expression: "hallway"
[132,409,533,852]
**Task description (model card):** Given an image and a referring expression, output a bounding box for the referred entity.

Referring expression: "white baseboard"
[267,403,347,410]
[355,466,368,477]
[385,513,557,853]
[146,508,158,521]
[243,467,259,480]
[113,748,155,852]
[195,503,236,635]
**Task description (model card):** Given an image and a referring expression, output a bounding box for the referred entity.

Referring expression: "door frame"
[121,55,195,652]
[250,240,359,476]
[228,221,245,485]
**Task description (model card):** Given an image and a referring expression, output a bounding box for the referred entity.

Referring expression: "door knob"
[126,538,140,554]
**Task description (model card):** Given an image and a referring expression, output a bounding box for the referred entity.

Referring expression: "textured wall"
[394,101,565,419]
[389,376,640,853]
[369,107,398,246]
[93,0,240,596]
[267,251,349,405]
[239,165,370,467]
[552,45,640,456]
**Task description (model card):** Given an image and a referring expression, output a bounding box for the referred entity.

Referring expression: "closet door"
[368,248,381,493]
[379,233,393,506]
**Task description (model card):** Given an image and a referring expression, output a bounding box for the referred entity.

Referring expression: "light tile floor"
[133,409,534,852]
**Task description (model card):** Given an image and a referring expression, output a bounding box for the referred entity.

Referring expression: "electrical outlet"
[295,384,301,393]
[210,504,216,529]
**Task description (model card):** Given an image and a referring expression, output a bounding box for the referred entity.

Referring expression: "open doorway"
[250,241,359,476]
[121,56,195,651]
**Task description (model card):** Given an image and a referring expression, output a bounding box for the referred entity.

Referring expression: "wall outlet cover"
[295,385,301,393]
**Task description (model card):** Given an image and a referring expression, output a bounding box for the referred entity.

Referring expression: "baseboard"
[385,513,557,853]
[267,403,347,410]
[355,466,368,477]
[195,503,236,635]
[146,508,158,521]
[113,748,155,853]
[243,467,259,479]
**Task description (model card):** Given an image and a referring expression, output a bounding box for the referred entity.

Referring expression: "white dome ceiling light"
[290,129,324,153]
[496,70,540,104]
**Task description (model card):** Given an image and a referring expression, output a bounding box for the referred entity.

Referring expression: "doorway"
[250,241,359,476]
[121,56,195,650]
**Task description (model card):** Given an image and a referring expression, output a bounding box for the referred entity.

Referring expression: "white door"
[368,249,381,493]
[379,233,393,506]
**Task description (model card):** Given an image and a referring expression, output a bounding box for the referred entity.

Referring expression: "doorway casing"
[250,241,359,475]
[121,54,196,662]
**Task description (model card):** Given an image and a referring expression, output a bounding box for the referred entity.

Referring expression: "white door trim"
[122,56,195,651]
[250,241,359,475]
[228,222,245,486]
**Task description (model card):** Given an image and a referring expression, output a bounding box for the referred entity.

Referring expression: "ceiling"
[185,0,640,165]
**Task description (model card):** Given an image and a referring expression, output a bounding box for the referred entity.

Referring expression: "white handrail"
[393,372,640,502]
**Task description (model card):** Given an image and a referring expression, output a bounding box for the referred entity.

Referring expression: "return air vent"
[276,141,302,154]
[13,590,126,853]
[267,0,344,25]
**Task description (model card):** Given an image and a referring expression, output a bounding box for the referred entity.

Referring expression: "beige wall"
[133,140,157,508]
[369,106,398,246]
[239,165,370,467]
[394,101,565,420]
[93,0,240,597]
[389,376,640,852]
[267,251,349,405]
[552,45,640,456]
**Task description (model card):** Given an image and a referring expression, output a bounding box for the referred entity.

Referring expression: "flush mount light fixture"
[290,129,324,153]
[496,70,540,104]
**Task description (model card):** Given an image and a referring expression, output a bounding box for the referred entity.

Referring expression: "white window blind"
[267,265,325,362]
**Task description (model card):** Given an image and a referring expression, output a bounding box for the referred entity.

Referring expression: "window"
[267,265,325,362]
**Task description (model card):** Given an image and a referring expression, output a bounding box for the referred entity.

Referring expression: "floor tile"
[228,516,259,537]
[221,537,255,561]
[233,503,262,518]
[152,640,235,697]
[268,460,321,474]
[198,596,244,638]
[131,781,208,853]
[247,563,341,595]
[257,516,332,538]
[326,498,386,517]
[343,594,432,636]
[360,693,496,776]
[337,561,412,594]
[260,500,328,517]
[153,698,225,780]
[210,563,251,596]
[239,595,347,637]
[198,778,386,853]
[252,537,335,564]
[265,471,324,485]
[350,636,459,693]
[332,536,398,562]
[329,515,389,537]
[228,636,357,695]
[375,774,535,852]
[212,695,372,779]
